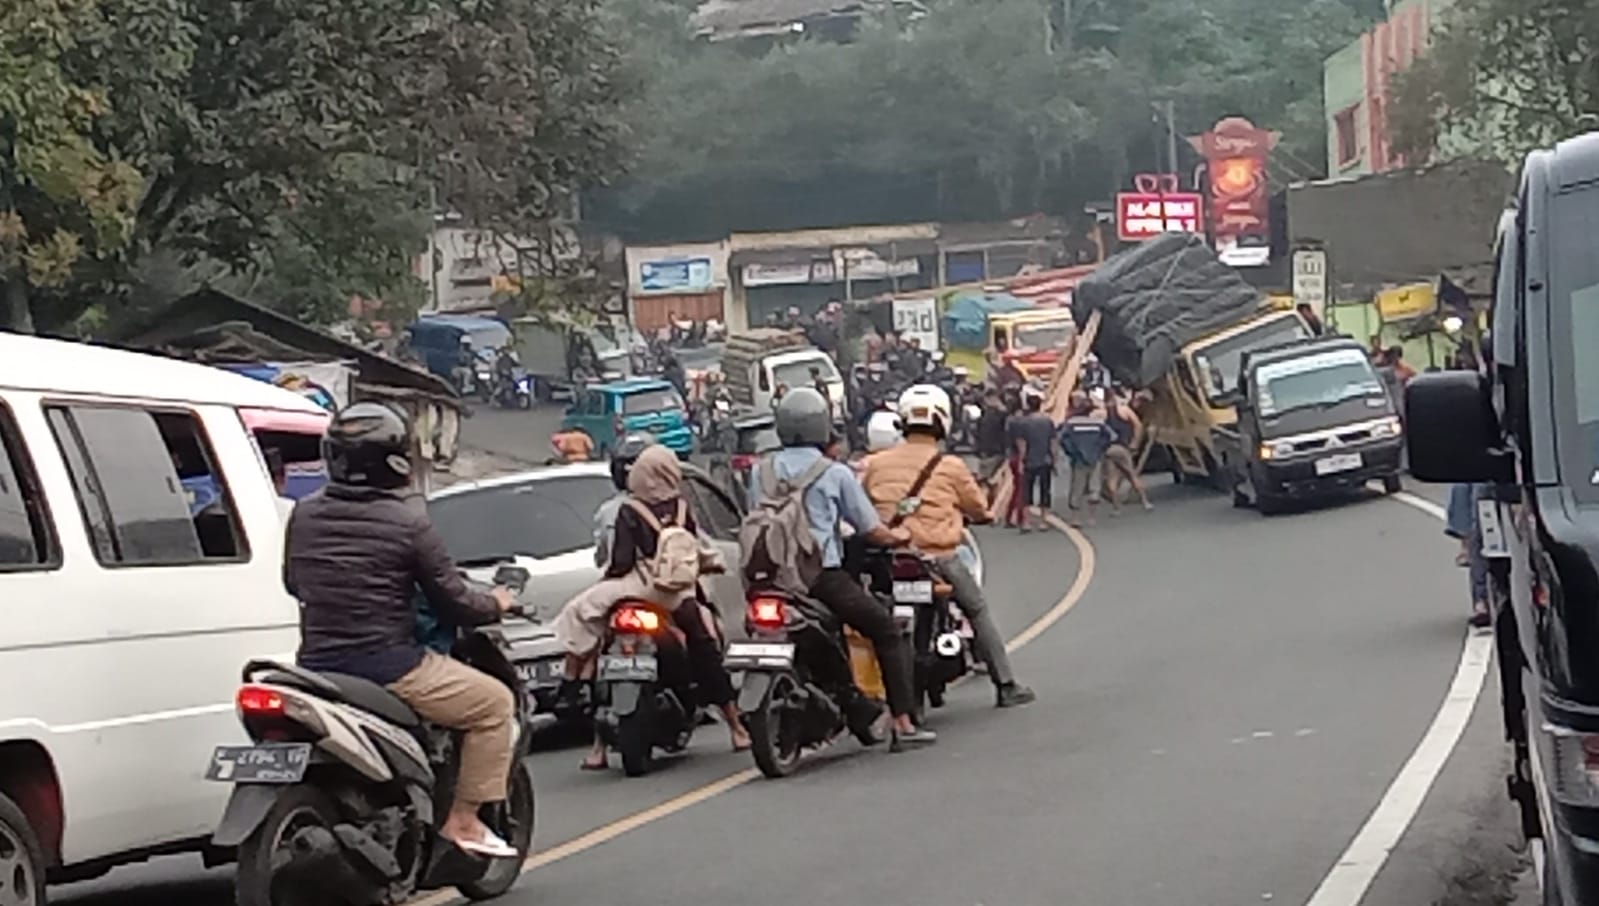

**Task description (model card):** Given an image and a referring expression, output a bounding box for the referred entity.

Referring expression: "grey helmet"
[775,387,833,447]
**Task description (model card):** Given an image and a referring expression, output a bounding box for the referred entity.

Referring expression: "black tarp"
[1071,233,1264,387]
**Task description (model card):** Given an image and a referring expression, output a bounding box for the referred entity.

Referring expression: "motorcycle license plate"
[892,605,915,622]
[724,642,795,668]
[892,580,934,603]
[206,743,311,784]
[598,654,658,681]
[515,660,557,687]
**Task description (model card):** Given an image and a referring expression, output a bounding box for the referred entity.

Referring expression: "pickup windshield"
[1552,188,1599,502]
[1256,353,1386,417]
[1013,321,1074,351]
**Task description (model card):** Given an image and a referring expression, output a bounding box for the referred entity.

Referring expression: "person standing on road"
[1058,392,1115,527]
[1101,389,1152,514]
[862,386,1036,708]
[1007,385,1056,533]
[1446,481,1493,628]
[975,388,1011,504]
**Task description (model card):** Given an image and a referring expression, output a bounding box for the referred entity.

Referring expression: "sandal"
[452,829,519,860]
[580,753,608,771]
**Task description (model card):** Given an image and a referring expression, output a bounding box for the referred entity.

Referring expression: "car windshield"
[772,357,841,390]
[1191,317,1312,402]
[429,474,614,563]
[1013,322,1074,351]
[1552,187,1599,503]
[1256,354,1386,417]
[621,388,684,414]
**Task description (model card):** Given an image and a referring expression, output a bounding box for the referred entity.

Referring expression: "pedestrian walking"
[1101,389,1152,513]
[975,389,1011,504]
[1006,386,1056,532]
[1446,482,1492,628]
[1058,392,1115,528]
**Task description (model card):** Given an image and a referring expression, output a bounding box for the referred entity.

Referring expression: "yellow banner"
[1375,282,1437,321]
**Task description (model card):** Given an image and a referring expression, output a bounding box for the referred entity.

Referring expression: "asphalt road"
[55,461,1537,906]
[457,401,569,467]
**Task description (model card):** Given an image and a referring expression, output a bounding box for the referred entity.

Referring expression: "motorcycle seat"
[251,661,421,729]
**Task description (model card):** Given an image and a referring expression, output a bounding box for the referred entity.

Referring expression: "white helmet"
[866,410,904,452]
[897,384,953,435]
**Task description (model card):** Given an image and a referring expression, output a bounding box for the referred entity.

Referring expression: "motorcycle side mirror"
[493,565,531,592]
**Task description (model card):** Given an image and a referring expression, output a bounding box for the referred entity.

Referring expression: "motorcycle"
[857,546,972,710]
[209,566,537,906]
[494,368,533,410]
[726,585,888,778]
[590,599,710,777]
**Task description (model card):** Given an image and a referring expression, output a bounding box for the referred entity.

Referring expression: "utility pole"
[1162,99,1179,179]
[428,181,440,313]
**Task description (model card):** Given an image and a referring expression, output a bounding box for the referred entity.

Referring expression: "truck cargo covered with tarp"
[1072,232,1265,388]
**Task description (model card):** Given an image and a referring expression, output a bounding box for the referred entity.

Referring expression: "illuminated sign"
[1115,192,1205,241]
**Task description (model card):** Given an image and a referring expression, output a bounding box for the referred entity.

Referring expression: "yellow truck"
[1139,307,1313,484]
[943,305,1077,383]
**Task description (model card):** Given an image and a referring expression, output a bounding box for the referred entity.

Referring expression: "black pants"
[673,598,734,707]
[809,568,915,719]
[1023,465,1053,506]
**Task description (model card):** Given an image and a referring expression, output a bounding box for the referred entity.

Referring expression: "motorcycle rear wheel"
[616,712,657,778]
[458,762,536,900]
[234,785,341,906]
[749,672,802,778]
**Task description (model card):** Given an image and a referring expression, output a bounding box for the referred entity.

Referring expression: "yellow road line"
[413,520,1097,904]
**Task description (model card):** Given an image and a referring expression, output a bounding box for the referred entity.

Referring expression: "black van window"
[47,406,249,566]
[1550,188,1599,502]
[0,403,57,571]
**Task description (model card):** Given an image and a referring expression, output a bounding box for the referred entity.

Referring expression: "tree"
[2,0,629,333]
[0,0,191,331]
[1391,0,1599,163]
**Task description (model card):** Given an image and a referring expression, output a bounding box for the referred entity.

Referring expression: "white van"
[0,333,330,897]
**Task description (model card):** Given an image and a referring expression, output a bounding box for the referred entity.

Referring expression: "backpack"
[739,456,834,594]
[623,499,701,594]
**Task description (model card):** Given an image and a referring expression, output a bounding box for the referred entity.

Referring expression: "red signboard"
[1188,116,1279,244]
[1115,192,1205,241]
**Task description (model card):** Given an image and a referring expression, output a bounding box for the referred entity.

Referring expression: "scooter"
[210,566,537,906]
[590,599,708,777]
[856,546,972,711]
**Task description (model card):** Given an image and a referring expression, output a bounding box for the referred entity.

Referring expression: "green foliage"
[0,0,628,333]
[1391,0,1599,163]
[594,0,1378,239]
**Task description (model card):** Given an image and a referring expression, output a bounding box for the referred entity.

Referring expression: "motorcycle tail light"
[891,557,927,580]
[748,596,787,630]
[238,685,285,716]
[611,605,662,634]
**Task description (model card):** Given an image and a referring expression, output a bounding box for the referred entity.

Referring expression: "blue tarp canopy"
[941,292,1034,350]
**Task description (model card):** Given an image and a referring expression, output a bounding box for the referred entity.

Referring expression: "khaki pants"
[389,652,514,805]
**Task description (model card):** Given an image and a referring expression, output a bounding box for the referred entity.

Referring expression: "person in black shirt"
[975,388,1011,492]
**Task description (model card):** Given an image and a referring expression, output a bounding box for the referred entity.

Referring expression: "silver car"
[427,462,749,727]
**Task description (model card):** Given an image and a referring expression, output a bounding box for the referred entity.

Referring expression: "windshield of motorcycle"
[429,474,614,562]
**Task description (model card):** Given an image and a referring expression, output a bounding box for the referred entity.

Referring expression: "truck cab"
[1405,131,1599,904]
[1221,337,1404,514]
[990,309,1077,382]
[1144,308,1312,484]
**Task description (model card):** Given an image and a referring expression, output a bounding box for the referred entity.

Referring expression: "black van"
[1217,336,1405,514]
[1406,132,1599,904]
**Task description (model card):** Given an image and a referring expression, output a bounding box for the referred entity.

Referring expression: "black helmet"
[610,432,657,491]
[322,402,411,489]
[775,387,833,447]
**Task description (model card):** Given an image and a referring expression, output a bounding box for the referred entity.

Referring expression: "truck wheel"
[0,790,46,906]
[1382,473,1403,495]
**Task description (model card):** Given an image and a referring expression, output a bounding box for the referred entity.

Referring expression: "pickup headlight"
[1371,416,1403,439]
[1259,441,1294,460]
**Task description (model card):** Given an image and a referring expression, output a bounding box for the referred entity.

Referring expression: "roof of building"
[690,0,924,39]
[0,331,326,413]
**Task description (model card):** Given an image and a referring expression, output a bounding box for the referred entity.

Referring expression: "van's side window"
[46,405,249,566]
[0,403,57,570]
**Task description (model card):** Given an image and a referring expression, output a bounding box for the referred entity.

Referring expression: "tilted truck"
[1072,233,1311,486]
[719,328,846,423]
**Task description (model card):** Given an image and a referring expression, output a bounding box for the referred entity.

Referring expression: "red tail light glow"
[891,556,928,580]
[748,596,787,630]
[238,685,285,716]
[611,605,662,634]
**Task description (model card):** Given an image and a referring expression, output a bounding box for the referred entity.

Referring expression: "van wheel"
[1382,473,1403,495]
[1257,492,1286,516]
[0,791,46,906]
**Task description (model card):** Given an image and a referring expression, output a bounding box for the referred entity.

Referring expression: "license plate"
[515,660,556,686]
[892,580,933,603]
[724,642,796,668]
[206,743,311,784]
[1314,452,1363,476]
[598,654,657,681]
[892,604,915,622]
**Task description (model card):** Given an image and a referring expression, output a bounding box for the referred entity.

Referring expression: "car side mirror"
[1405,371,1512,483]
[1216,390,1244,409]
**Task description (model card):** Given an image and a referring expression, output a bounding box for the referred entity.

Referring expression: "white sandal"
[452,829,519,859]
